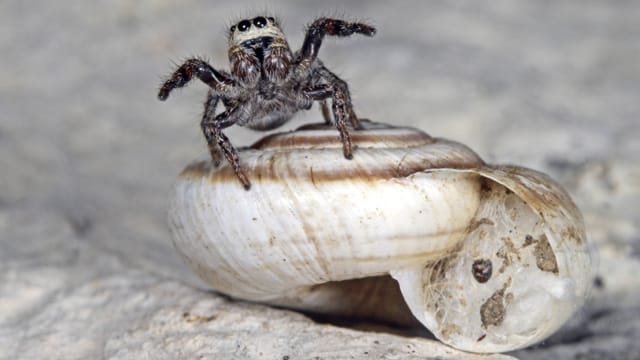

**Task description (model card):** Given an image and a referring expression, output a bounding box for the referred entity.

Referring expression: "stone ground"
[1,1,638,359]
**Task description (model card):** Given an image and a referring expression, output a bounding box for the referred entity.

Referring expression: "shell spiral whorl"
[169,120,591,353]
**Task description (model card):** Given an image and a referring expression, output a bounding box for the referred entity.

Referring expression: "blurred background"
[1,1,638,359]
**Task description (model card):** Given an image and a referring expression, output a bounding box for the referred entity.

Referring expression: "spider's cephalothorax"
[158,16,376,189]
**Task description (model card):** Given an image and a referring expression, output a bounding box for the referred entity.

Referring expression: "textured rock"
[0,208,512,360]
[1,1,638,359]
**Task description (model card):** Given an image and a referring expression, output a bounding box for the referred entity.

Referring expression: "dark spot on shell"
[480,289,506,328]
[523,234,535,247]
[534,234,559,274]
[479,179,492,196]
[467,218,494,233]
[472,259,492,283]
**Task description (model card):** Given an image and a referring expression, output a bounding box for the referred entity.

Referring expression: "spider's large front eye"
[238,20,251,32]
[253,17,267,28]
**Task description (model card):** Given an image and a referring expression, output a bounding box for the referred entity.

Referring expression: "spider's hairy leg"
[200,106,251,190]
[158,58,233,101]
[300,18,376,60]
[332,84,355,160]
[303,74,356,159]
[319,100,361,128]
[202,90,223,165]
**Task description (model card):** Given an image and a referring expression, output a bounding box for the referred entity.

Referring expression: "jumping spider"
[158,16,376,189]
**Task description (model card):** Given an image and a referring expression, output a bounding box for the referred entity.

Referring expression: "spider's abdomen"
[239,80,311,131]
[244,110,294,131]
[241,94,298,131]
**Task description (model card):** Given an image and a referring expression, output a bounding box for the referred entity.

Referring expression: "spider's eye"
[253,16,267,28]
[267,17,275,23]
[238,20,251,32]
[229,25,236,32]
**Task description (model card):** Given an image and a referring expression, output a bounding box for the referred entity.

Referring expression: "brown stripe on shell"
[251,128,434,150]
[251,121,435,150]
[181,146,483,184]
[180,122,485,184]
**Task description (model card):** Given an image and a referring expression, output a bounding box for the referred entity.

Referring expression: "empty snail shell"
[169,121,592,353]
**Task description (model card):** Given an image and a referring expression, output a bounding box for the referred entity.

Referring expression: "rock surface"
[1,1,638,359]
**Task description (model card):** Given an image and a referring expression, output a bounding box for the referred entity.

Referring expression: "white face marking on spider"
[229,17,285,47]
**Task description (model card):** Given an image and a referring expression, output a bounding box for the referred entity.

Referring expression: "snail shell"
[169,121,592,353]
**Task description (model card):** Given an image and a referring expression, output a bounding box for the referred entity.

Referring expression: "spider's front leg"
[158,58,233,100]
[319,99,360,128]
[300,18,376,61]
[200,103,251,190]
